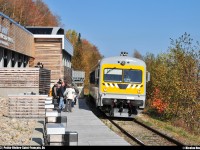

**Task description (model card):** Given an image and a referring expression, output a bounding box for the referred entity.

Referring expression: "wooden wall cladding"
[0,68,39,87]
[14,25,34,56]
[0,68,51,94]
[34,39,62,83]
[0,14,34,57]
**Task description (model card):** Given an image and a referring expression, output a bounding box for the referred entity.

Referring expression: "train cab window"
[104,69,122,82]
[124,70,142,83]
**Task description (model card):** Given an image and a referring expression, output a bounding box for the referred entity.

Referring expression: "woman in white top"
[64,84,76,112]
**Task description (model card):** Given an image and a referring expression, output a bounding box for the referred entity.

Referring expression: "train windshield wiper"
[106,68,116,74]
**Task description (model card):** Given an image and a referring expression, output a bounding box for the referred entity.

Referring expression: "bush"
[144,33,200,132]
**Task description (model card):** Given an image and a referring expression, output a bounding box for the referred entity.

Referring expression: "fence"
[0,68,51,97]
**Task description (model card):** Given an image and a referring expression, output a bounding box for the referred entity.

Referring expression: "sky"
[43,0,200,58]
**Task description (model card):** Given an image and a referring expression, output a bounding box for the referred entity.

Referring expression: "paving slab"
[30,119,44,146]
[46,123,65,134]
[60,98,131,146]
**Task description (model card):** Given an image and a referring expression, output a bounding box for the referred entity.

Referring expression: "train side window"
[95,68,100,85]
[90,71,95,84]
[97,68,100,78]
[96,78,99,85]
[95,68,99,78]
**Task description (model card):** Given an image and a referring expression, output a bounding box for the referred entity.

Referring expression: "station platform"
[59,98,131,146]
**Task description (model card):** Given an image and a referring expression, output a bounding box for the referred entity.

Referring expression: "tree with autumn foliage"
[66,30,102,93]
[144,33,200,133]
[81,39,102,90]
[133,49,143,60]
[71,33,85,70]
[0,0,60,26]
[66,30,78,46]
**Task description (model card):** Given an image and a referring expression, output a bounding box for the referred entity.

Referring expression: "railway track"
[109,118,185,146]
[86,97,185,146]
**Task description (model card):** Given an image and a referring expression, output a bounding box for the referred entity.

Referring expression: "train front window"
[104,69,122,82]
[124,70,142,83]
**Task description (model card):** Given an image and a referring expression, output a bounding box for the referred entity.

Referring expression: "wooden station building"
[0,12,73,97]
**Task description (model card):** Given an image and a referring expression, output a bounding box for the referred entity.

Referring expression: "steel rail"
[133,118,185,146]
[86,97,185,146]
[108,118,145,146]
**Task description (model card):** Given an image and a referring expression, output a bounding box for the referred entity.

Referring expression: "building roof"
[0,13,74,57]
[26,26,64,35]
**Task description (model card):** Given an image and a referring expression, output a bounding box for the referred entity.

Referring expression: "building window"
[0,48,3,67]
[3,49,8,67]
[23,56,27,67]
[18,54,22,68]
[11,51,15,67]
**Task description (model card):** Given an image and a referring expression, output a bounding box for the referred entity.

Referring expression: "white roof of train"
[100,56,146,66]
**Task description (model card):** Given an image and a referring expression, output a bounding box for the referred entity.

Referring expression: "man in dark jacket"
[57,80,65,111]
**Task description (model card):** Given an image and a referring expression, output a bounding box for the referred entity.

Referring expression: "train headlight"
[137,90,141,94]
[104,88,107,92]
[121,61,126,66]
[127,100,130,103]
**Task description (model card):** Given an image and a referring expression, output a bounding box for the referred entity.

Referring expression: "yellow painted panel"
[100,64,145,94]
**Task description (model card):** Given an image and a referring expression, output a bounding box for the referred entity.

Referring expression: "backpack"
[52,85,56,97]
[75,88,79,94]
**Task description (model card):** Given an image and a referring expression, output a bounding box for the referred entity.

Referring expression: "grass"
[135,114,200,145]
[109,124,113,130]
[140,120,153,127]
[164,125,174,132]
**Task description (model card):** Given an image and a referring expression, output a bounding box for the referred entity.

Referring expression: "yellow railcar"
[89,52,150,117]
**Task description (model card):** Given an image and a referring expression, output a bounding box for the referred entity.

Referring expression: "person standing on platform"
[57,79,65,111]
[64,84,76,112]
[52,82,58,98]
[74,86,79,105]
[56,81,61,104]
